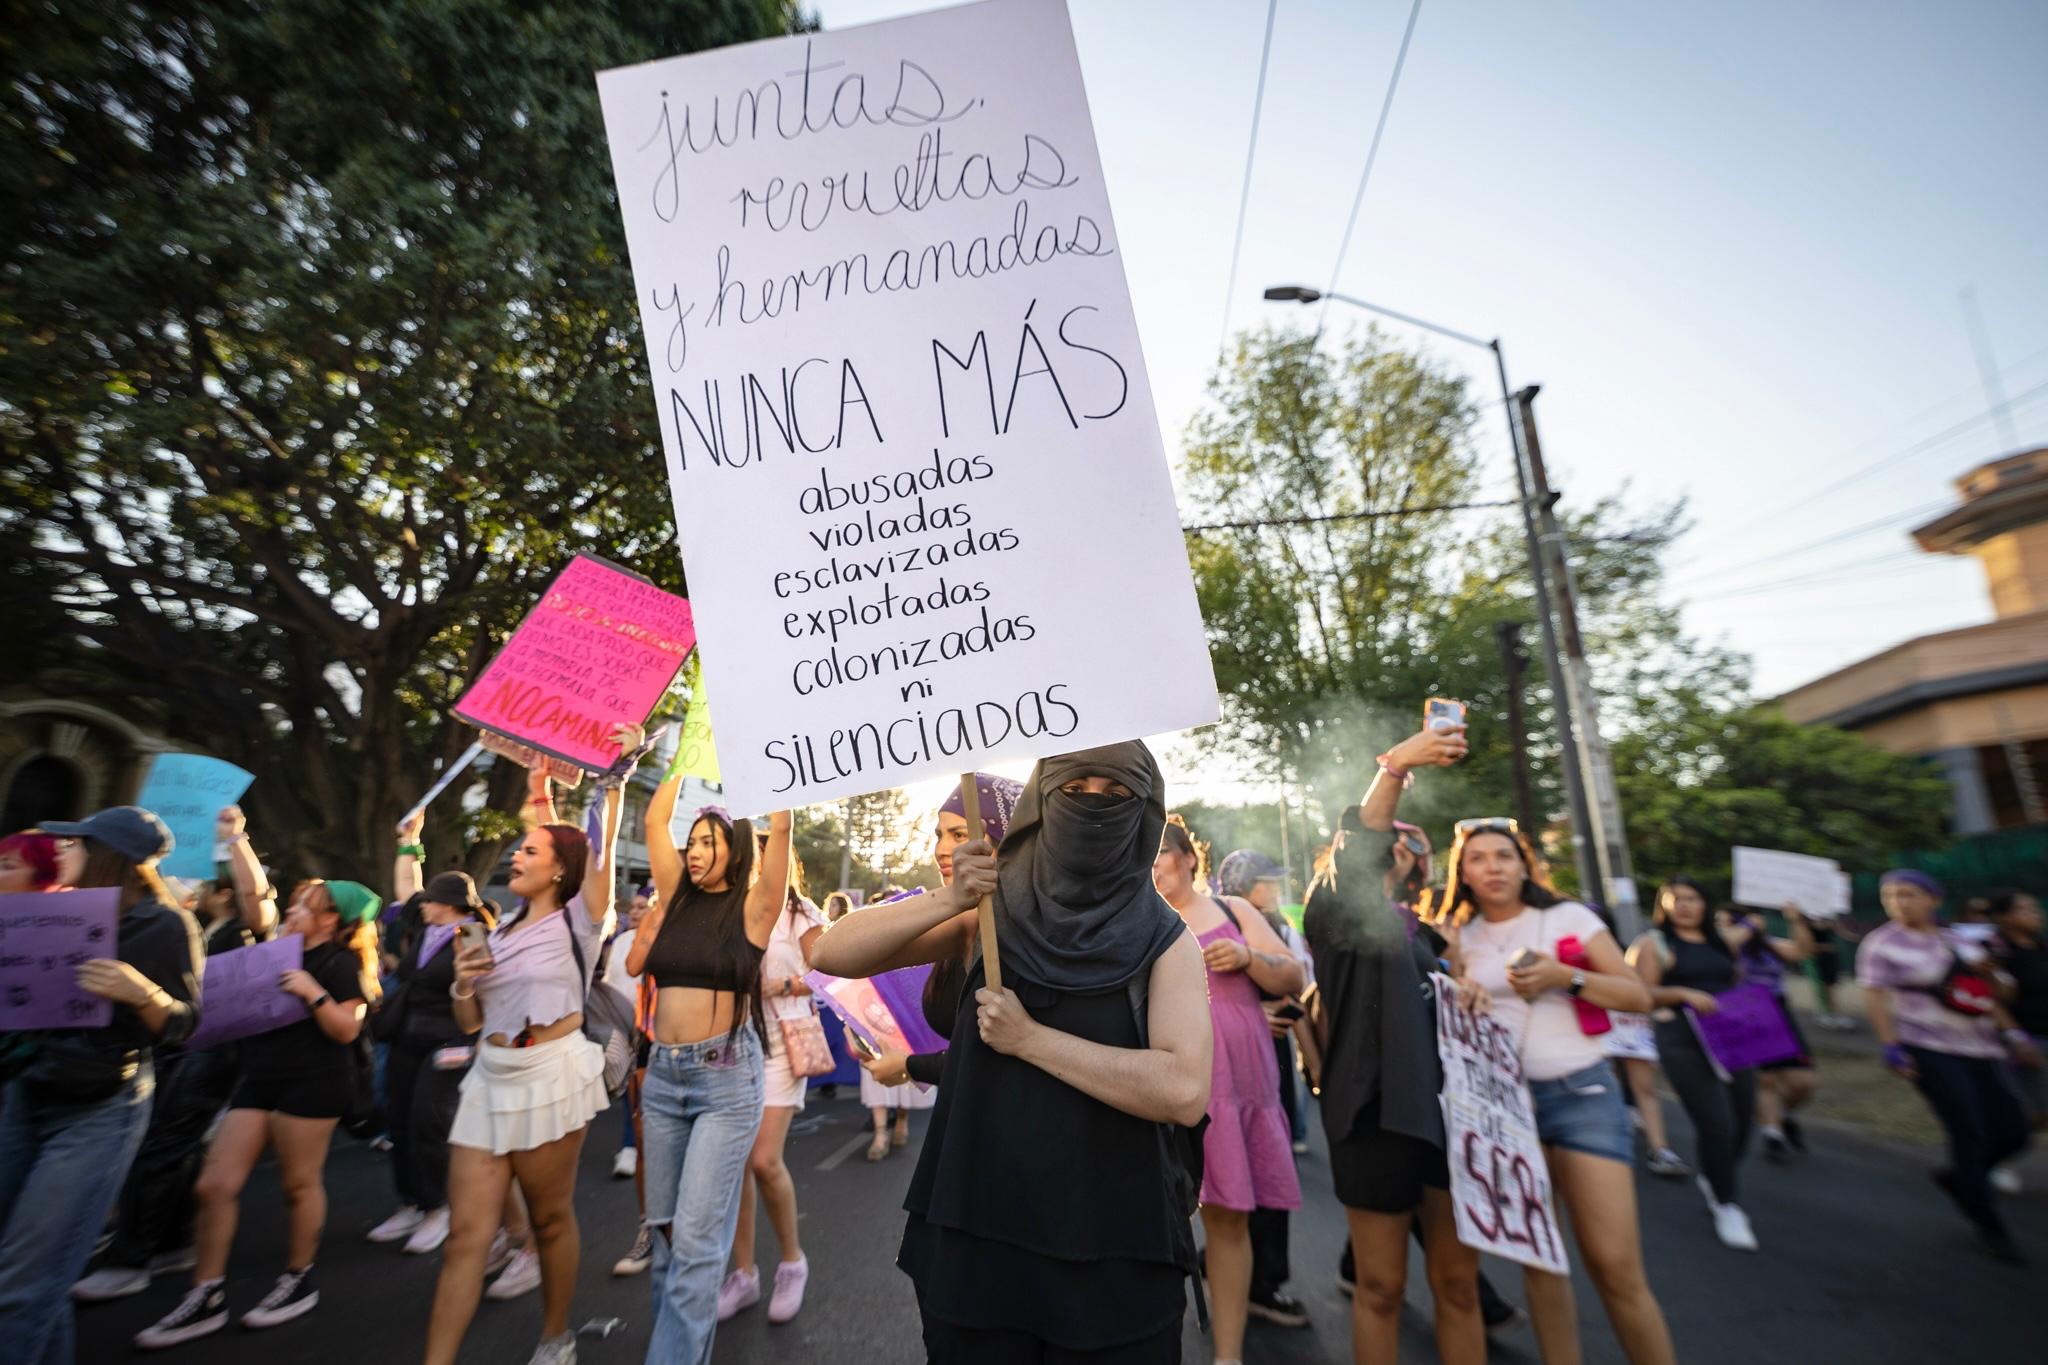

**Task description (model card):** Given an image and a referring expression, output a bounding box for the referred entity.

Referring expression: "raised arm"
[394,809,425,902]
[743,811,794,949]
[983,930,1212,1126]
[217,805,277,938]
[645,771,684,907]
[580,778,625,927]
[523,769,558,830]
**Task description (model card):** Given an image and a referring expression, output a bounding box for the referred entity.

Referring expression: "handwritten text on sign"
[0,889,119,1030]
[186,935,306,1051]
[136,753,254,881]
[1431,973,1569,1274]
[596,0,1218,810]
[454,553,696,772]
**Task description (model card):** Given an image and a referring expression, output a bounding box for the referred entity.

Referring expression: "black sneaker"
[1247,1287,1310,1327]
[1762,1131,1789,1163]
[1978,1226,2028,1266]
[241,1267,318,1329]
[135,1282,229,1350]
[1783,1116,1807,1152]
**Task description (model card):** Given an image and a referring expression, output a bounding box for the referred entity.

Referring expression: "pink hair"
[0,832,61,891]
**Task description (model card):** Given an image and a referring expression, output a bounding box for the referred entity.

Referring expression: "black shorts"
[1329,1104,1448,1214]
[229,1069,352,1120]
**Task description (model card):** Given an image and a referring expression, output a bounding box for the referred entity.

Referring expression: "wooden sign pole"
[956,773,1002,993]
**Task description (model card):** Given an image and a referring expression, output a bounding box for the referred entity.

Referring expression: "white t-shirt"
[1461,901,1614,1081]
[763,896,827,1023]
[603,925,639,997]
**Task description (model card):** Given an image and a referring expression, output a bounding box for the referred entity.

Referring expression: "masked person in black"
[811,743,1213,1364]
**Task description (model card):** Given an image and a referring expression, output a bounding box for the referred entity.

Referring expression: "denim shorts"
[1526,1060,1632,1164]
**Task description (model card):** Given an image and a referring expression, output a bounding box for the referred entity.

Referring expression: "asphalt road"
[76,1073,2044,1363]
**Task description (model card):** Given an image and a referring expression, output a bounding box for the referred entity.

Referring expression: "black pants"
[1909,1046,2031,1234]
[1655,1023,1756,1204]
[105,1047,239,1268]
[386,1041,469,1211]
[1247,1029,1298,1298]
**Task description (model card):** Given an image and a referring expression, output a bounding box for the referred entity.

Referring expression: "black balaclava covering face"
[991,741,1187,993]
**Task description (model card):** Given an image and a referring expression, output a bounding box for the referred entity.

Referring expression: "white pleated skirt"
[449,1032,609,1155]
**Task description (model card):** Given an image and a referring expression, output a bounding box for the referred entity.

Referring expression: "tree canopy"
[1,0,801,882]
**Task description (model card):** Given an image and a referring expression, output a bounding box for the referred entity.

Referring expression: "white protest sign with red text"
[596,0,1217,811]
[454,553,695,773]
[1431,973,1569,1274]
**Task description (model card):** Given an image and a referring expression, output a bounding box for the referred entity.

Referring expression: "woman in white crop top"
[423,737,638,1365]
[1431,819,1674,1365]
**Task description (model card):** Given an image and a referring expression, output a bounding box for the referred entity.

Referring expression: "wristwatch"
[1566,971,1587,997]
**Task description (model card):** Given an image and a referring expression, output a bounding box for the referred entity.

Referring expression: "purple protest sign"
[805,963,947,1059]
[187,935,305,1051]
[869,964,946,1056]
[1687,983,1805,1074]
[0,889,119,1030]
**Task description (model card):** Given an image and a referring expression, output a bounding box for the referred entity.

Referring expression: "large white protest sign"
[1732,846,1846,920]
[597,0,1217,810]
[1430,974,1569,1274]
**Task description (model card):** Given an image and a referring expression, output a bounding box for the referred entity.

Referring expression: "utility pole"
[1493,344,1600,902]
[1513,386,1643,940]
[1494,620,1540,838]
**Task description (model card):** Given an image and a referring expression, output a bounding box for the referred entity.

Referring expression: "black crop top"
[642,895,758,992]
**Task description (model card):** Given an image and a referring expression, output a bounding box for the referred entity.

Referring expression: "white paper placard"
[1732,846,1844,919]
[1431,974,1570,1274]
[596,0,1217,810]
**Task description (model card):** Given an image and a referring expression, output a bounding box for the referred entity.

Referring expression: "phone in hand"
[848,1031,880,1062]
[1508,947,1541,971]
[1272,1000,1307,1023]
[457,920,491,969]
[1425,697,1467,733]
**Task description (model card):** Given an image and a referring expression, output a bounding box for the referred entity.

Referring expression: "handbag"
[777,1009,835,1079]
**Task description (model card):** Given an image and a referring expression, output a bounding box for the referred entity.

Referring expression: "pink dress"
[1197,918,1302,1211]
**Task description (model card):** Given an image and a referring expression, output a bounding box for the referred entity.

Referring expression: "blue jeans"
[1527,1060,1634,1164]
[641,1030,763,1365]
[0,1067,155,1364]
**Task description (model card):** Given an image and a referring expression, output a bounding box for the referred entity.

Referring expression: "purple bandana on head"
[939,773,1024,846]
[692,805,733,829]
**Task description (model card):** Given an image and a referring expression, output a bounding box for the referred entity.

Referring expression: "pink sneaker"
[715,1267,760,1322]
[767,1255,808,1324]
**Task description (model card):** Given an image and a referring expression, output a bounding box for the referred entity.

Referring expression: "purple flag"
[187,935,305,1050]
[805,961,947,1059]
[0,889,119,1030]
[1687,983,1804,1074]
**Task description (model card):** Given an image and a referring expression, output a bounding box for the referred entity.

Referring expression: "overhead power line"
[1183,497,1514,534]
[1217,0,1282,355]
[1314,0,1426,340]
[1677,498,1951,588]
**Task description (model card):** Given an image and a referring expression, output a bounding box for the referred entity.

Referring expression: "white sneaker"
[527,1332,577,1365]
[404,1206,451,1255]
[134,1282,229,1350]
[486,1247,542,1300]
[240,1266,319,1328]
[612,1146,638,1179]
[484,1228,518,1276]
[1696,1175,1720,1211]
[1990,1165,2023,1195]
[612,1223,654,1277]
[149,1247,197,1275]
[367,1205,425,1244]
[73,1266,152,1302]
[1712,1202,1759,1251]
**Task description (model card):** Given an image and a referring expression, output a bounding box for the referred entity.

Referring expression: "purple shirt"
[1855,923,2004,1059]
[418,923,457,970]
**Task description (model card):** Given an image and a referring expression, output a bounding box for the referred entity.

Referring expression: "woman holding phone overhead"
[624,763,792,1363]
[421,728,640,1365]
[811,743,1212,1365]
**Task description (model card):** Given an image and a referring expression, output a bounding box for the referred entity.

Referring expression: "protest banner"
[0,889,119,1030]
[186,935,306,1051]
[1430,973,1569,1274]
[675,652,721,783]
[135,753,254,881]
[1732,846,1844,919]
[1687,982,1805,1075]
[453,553,695,773]
[595,0,1219,815]
[1603,1010,1658,1063]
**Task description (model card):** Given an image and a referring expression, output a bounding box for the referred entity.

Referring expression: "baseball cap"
[1216,848,1286,899]
[40,806,174,865]
[422,870,485,913]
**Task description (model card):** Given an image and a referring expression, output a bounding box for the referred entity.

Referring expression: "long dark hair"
[73,836,173,912]
[1654,878,1733,958]
[1160,813,1210,883]
[660,812,764,1046]
[1423,824,1562,927]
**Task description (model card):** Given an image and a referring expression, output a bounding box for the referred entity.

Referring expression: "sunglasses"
[1453,817,1519,838]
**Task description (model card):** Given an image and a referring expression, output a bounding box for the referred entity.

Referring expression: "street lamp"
[1261,283,1627,928]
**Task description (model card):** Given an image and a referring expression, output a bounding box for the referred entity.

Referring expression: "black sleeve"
[127,905,204,1047]
[315,948,368,1003]
[906,1050,946,1086]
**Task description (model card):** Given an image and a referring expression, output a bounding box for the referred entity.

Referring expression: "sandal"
[866,1133,890,1162]
[891,1117,910,1149]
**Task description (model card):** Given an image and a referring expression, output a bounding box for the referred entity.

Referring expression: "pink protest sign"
[0,889,119,1030]
[454,554,695,772]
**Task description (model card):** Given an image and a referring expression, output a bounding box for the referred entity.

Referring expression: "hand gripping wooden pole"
[957,773,1002,992]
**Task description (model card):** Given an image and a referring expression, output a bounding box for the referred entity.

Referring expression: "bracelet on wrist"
[398,843,425,858]
[451,983,476,1001]
[1375,753,1414,790]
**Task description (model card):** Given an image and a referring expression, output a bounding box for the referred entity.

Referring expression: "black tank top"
[641,893,757,992]
[898,960,1188,1350]
[1663,932,1739,993]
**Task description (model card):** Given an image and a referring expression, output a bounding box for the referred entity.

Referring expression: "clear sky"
[808,0,2048,800]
